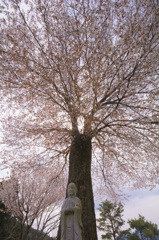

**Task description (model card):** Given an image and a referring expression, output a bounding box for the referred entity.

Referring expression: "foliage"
[97,199,125,240]
[128,215,159,240]
[27,227,55,240]
[118,215,159,240]
[0,200,21,240]
[118,229,141,240]
[97,200,159,240]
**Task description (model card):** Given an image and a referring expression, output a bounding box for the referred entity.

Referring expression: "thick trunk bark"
[68,133,98,240]
[57,133,98,240]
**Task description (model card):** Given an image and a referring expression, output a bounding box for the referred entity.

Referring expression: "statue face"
[68,183,76,197]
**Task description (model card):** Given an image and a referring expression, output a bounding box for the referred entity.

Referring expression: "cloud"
[123,186,159,229]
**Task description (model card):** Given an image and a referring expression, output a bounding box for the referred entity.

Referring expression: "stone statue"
[61,183,83,240]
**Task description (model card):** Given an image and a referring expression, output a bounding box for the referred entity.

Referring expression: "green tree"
[27,227,55,240]
[118,229,140,240]
[0,1,159,239]
[0,200,21,240]
[97,200,125,240]
[128,215,159,240]
[118,215,159,240]
[0,200,11,239]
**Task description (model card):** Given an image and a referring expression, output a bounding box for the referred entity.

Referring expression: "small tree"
[128,215,159,240]
[97,199,125,240]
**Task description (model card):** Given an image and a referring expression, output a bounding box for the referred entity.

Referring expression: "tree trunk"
[68,133,98,240]
[57,133,98,240]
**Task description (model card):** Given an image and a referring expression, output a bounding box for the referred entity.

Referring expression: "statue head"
[67,182,77,197]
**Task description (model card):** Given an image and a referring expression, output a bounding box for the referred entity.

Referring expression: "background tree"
[0,199,21,240]
[97,199,125,240]
[27,227,55,240]
[128,215,159,240]
[0,199,55,240]
[118,229,141,240]
[0,0,159,239]
[118,215,159,240]
[0,167,64,240]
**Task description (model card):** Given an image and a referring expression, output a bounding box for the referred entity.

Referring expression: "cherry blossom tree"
[0,0,159,239]
[0,166,65,240]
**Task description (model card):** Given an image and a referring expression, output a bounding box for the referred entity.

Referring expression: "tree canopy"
[128,215,159,240]
[1,0,159,194]
[118,215,159,240]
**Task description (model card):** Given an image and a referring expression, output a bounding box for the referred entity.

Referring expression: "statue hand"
[65,208,74,215]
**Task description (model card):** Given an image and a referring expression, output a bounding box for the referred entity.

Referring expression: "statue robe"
[61,196,83,240]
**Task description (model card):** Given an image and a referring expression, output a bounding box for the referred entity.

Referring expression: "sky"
[96,185,159,239]
[123,186,159,228]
